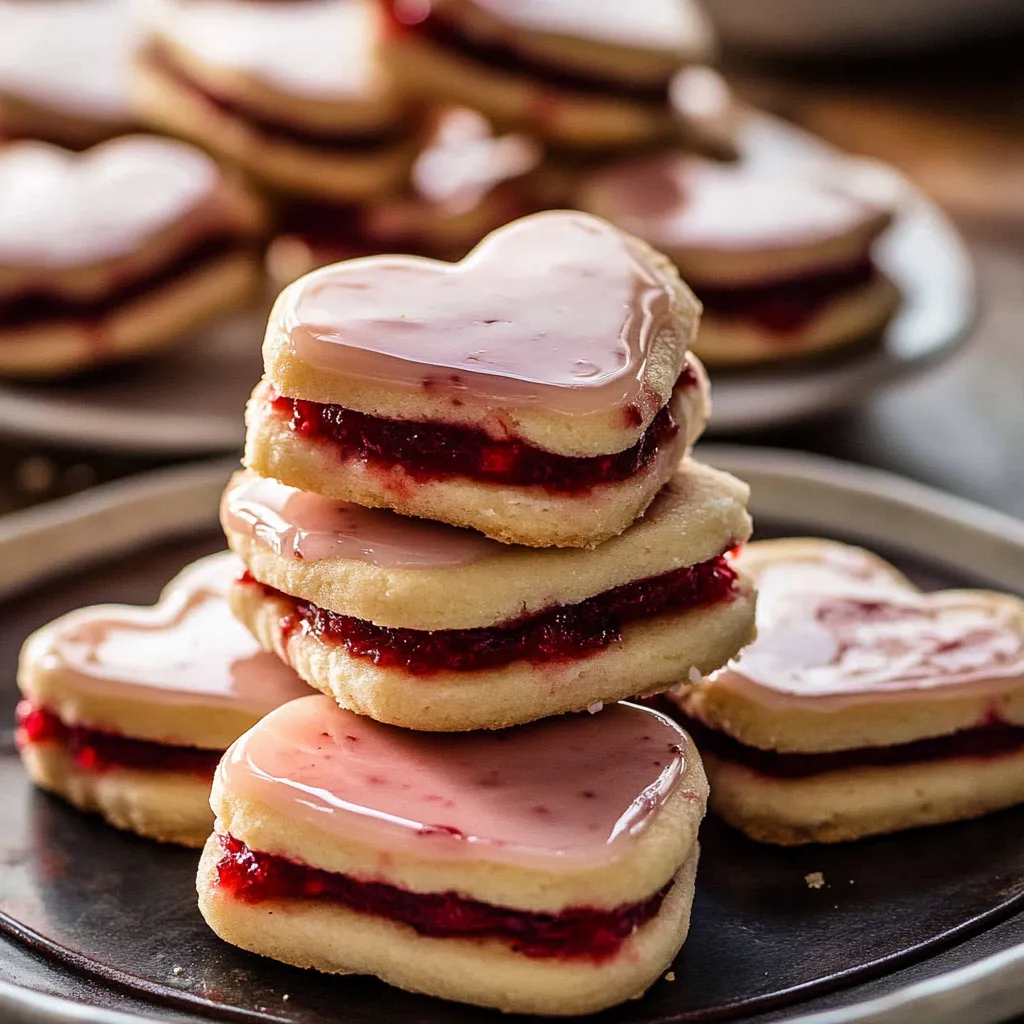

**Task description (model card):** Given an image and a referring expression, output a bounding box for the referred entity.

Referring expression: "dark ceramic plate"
[0,452,1022,1024]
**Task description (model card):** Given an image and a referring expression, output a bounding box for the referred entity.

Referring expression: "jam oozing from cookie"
[214,833,667,960]
[15,701,222,775]
[269,382,685,493]
[696,259,878,334]
[223,472,497,566]
[143,46,409,154]
[241,552,736,673]
[1,236,245,330]
[218,696,690,869]
[385,4,672,104]
[674,710,1024,778]
[284,211,680,415]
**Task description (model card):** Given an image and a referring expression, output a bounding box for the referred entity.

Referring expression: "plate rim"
[0,446,1022,1024]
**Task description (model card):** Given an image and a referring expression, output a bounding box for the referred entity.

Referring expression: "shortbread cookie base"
[243,384,705,549]
[0,91,131,150]
[133,53,415,202]
[21,742,212,847]
[224,459,751,629]
[230,575,756,732]
[0,249,261,379]
[262,236,701,458]
[692,274,900,367]
[701,747,1024,846]
[211,742,707,912]
[197,838,697,1016]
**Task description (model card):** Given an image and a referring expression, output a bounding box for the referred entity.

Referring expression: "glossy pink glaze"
[0,0,134,120]
[459,0,710,55]
[221,471,497,566]
[0,137,219,269]
[149,0,389,103]
[283,211,678,414]
[220,695,688,868]
[713,544,1024,707]
[585,155,883,256]
[25,552,309,713]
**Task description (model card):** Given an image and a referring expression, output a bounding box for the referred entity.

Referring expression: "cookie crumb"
[282,994,290,1002]
[587,702,603,714]
[172,966,183,976]
[664,971,676,982]
[805,871,825,889]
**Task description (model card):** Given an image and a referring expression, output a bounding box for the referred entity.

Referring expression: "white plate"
[0,117,974,453]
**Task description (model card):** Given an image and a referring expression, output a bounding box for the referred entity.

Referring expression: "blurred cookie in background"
[268,108,543,282]
[0,0,138,148]
[0,135,266,379]
[378,0,721,152]
[133,0,417,202]
[578,153,900,366]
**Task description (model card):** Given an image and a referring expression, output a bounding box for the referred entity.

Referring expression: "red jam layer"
[385,4,670,104]
[696,259,878,335]
[14,701,222,775]
[146,45,409,153]
[673,709,1024,779]
[215,833,665,960]
[1,236,240,330]
[241,553,737,675]
[271,370,694,494]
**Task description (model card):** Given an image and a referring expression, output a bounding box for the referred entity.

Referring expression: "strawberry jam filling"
[384,3,670,105]
[673,709,1024,778]
[270,368,695,494]
[14,701,221,775]
[1,236,242,330]
[696,258,879,335]
[145,45,410,153]
[240,553,737,674]
[215,833,666,960]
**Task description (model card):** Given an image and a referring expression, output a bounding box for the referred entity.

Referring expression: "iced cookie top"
[21,552,309,714]
[0,136,223,270]
[715,541,1024,706]
[279,211,690,416]
[220,695,692,868]
[222,471,496,567]
[0,0,134,120]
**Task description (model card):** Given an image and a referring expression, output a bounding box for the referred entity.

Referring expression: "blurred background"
[0,0,1021,519]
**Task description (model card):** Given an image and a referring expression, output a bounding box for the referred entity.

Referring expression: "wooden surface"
[0,37,1021,519]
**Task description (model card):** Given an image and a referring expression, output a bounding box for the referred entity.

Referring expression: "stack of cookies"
[198,210,757,1013]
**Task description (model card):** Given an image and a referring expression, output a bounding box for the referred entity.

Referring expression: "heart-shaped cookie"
[0,136,222,271]
[274,210,697,418]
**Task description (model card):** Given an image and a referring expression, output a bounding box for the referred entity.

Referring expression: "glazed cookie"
[667,539,1024,845]
[198,694,707,1014]
[0,135,266,378]
[17,552,310,846]
[134,0,417,202]
[0,0,137,148]
[379,0,722,151]
[578,155,900,366]
[221,459,754,731]
[247,211,704,548]
[269,108,544,281]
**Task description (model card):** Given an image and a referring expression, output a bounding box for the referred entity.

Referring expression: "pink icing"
[0,0,134,120]
[283,211,677,414]
[26,552,309,713]
[584,155,882,255]
[220,695,688,868]
[0,137,219,269]
[221,472,497,566]
[713,544,1024,708]
[148,0,390,104]
[459,0,712,56]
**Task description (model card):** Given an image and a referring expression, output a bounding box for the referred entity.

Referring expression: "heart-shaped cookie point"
[722,540,1024,704]
[280,210,693,415]
[220,694,690,869]
[0,135,221,270]
[21,552,308,715]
